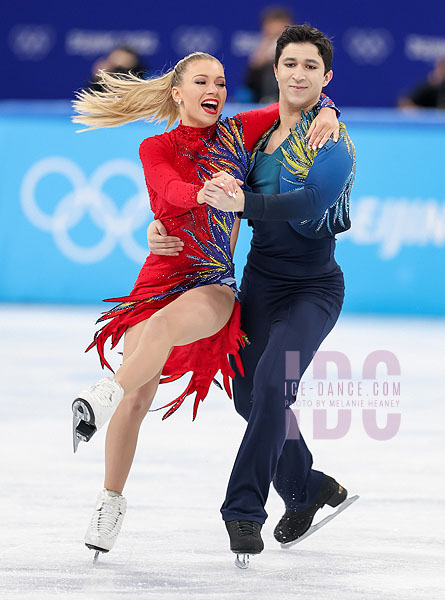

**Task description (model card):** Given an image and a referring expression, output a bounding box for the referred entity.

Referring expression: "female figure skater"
[71,51,339,561]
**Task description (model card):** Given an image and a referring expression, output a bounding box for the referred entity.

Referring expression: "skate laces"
[91,496,124,537]
[91,379,121,407]
[237,521,260,537]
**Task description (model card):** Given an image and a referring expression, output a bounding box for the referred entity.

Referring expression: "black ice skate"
[274,474,359,549]
[225,520,264,569]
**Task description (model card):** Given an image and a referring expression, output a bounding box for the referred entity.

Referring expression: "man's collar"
[251,99,322,157]
[279,98,322,132]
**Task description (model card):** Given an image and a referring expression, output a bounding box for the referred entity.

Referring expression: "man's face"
[274,42,333,113]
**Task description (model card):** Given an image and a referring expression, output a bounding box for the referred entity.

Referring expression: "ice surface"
[0,305,444,600]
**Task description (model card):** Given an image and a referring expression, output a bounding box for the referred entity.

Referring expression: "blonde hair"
[72,52,223,132]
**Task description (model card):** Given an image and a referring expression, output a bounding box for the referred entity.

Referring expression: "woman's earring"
[178,98,182,105]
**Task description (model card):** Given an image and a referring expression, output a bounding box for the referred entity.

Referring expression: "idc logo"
[285,350,402,441]
[21,157,152,264]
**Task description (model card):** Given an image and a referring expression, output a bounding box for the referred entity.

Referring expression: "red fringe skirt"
[86,283,246,420]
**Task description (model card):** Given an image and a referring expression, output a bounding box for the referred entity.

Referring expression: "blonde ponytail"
[72,69,178,131]
[72,52,222,132]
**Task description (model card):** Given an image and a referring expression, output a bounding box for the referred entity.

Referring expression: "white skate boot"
[84,489,127,563]
[72,377,124,452]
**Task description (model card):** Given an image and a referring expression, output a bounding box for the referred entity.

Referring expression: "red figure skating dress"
[86,105,279,419]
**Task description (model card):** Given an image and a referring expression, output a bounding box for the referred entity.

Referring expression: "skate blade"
[281,494,360,549]
[72,414,97,453]
[73,415,81,453]
[86,543,109,564]
[234,553,250,569]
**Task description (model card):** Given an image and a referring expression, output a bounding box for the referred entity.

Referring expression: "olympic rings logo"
[343,28,394,66]
[21,157,152,264]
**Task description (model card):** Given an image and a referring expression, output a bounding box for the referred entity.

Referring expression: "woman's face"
[172,59,227,128]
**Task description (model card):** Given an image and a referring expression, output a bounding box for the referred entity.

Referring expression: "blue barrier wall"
[1,102,444,315]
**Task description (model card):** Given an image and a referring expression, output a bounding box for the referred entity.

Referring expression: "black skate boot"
[274,474,358,547]
[225,520,264,569]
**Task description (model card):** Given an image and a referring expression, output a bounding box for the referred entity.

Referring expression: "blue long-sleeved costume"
[220,109,356,524]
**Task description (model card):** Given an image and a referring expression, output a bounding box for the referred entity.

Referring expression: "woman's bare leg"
[102,284,234,493]
[114,284,235,396]
[104,321,162,494]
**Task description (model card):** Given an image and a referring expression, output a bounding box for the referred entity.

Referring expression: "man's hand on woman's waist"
[147,219,184,256]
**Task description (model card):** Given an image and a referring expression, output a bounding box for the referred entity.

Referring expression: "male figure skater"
[149,24,357,565]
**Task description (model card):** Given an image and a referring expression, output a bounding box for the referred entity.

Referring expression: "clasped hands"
[197,172,245,212]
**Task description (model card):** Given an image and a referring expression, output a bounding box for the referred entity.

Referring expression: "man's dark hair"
[275,23,333,73]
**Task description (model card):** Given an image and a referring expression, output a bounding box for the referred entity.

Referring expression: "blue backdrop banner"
[2,0,445,107]
[0,102,444,315]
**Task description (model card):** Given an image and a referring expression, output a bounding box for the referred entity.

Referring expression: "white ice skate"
[72,377,124,452]
[84,489,127,563]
